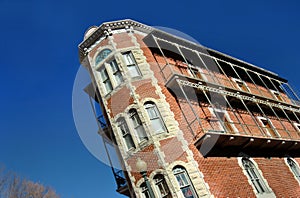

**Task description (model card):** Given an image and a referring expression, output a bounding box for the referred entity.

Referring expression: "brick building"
[78,19,300,197]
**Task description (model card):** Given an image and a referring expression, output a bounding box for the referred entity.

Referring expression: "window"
[154,174,171,198]
[242,158,269,194]
[95,49,112,65]
[214,111,235,134]
[99,58,124,94]
[144,102,166,134]
[293,123,300,132]
[109,59,123,86]
[257,117,278,137]
[140,182,150,198]
[233,78,250,92]
[287,158,300,182]
[100,67,112,94]
[271,90,283,101]
[122,52,141,77]
[173,166,197,198]
[117,117,135,150]
[129,109,147,142]
[188,67,202,79]
[209,108,237,134]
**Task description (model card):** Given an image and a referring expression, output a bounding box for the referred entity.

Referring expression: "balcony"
[195,132,300,158]
[166,74,300,158]
[114,169,130,197]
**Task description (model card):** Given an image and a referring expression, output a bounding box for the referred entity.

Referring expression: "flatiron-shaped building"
[79,19,300,197]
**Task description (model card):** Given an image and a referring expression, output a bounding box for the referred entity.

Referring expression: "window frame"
[116,117,136,151]
[241,158,271,195]
[122,51,142,78]
[173,166,198,198]
[232,77,250,93]
[208,107,238,134]
[140,182,150,198]
[187,65,207,81]
[98,57,124,95]
[109,59,123,87]
[95,49,112,66]
[99,66,113,94]
[153,174,171,198]
[144,102,167,134]
[270,90,284,102]
[257,116,279,138]
[293,122,300,133]
[286,157,300,183]
[128,109,148,142]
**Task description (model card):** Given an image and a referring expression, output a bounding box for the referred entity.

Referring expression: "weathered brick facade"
[79,20,300,197]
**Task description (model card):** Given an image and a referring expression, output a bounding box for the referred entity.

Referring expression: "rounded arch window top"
[95,49,112,65]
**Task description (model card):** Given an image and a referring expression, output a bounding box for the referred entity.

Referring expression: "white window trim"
[98,65,113,95]
[208,107,239,134]
[172,166,198,198]
[122,51,142,78]
[116,117,136,152]
[270,90,284,102]
[97,58,124,95]
[293,123,300,132]
[128,109,148,144]
[238,158,275,197]
[108,59,123,87]
[284,157,300,185]
[187,65,208,82]
[257,116,280,138]
[232,77,250,93]
[144,102,167,135]
[94,48,114,69]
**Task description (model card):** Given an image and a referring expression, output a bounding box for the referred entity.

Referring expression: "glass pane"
[131,114,139,127]
[104,80,112,93]
[124,134,135,149]
[181,174,189,186]
[176,175,185,187]
[136,125,147,140]
[147,107,158,119]
[151,119,165,134]
[110,60,119,73]
[100,68,109,81]
[181,186,195,198]
[96,49,112,65]
[114,72,123,85]
[123,53,135,65]
[128,65,140,77]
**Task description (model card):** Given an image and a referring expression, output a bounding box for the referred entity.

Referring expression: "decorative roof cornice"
[78,19,153,62]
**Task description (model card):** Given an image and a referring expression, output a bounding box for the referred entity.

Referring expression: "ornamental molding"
[78,19,153,62]
[176,79,300,114]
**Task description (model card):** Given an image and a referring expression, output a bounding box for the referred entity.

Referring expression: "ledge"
[195,132,300,158]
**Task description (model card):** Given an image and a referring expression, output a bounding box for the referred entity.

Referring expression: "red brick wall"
[256,158,300,196]
[199,157,256,197]
[135,34,300,197]
[114,32,134,49]
[107,86,134,118]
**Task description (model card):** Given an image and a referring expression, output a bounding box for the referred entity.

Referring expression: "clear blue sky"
[1,0,300,197]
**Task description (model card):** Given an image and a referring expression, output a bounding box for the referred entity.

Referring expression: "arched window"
[140,182,150,198]
[153,174,171,198]
[117,117,135,150]
[129,109,147,142]
[173,166,197,198]
[144,102,166,134]
[242,158,269,194]
[95,49,112,65]
[287,158,300,182]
